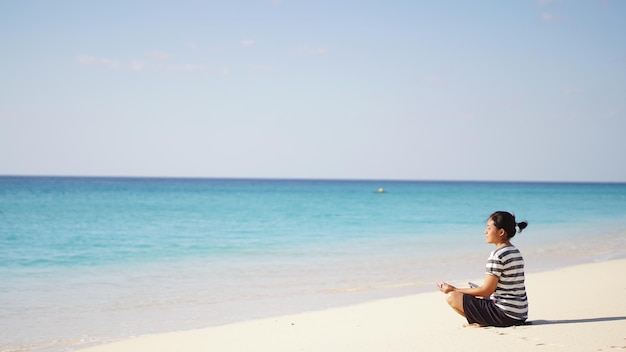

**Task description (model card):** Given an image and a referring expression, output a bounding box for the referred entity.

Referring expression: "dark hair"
[488,211,528,239]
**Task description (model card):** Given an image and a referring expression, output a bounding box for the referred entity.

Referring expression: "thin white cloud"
[130,61,208,73]
[540,12,563,22]
[184,41,199,50]
[131,60,148,71]
[422,74,444,84]
[130,50,207,72]
[241,39,255,47]
[250,64,274,73]
[77,50,209,74]
[170,63,208,72]
[76,55,120,69]
[537,0,563,22]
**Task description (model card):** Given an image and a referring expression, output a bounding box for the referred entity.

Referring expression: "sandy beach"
[76,258,626,352]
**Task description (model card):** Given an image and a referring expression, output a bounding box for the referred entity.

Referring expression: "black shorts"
[462,294,525,327]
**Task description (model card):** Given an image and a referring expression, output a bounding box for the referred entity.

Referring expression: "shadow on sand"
[526,316,626,325]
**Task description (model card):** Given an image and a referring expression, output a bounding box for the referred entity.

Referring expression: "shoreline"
[4,237,624,352]
[75,258,626,352]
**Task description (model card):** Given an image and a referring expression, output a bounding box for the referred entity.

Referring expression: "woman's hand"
[437,281,456,294]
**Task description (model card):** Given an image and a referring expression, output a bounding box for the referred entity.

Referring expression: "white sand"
[77,259,626,352]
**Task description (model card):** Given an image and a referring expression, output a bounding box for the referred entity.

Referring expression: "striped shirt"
[485,245,528,321]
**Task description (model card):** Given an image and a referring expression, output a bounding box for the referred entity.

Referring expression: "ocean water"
[1,177,625,352]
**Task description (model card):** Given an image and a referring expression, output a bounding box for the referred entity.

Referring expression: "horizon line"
[1,174,624,185]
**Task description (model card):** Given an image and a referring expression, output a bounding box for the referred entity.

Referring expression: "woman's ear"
[499,229,506,237]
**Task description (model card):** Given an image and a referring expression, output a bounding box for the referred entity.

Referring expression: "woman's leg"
[446,291,465,317]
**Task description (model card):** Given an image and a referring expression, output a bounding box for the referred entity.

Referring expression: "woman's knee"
[446,291,464,310]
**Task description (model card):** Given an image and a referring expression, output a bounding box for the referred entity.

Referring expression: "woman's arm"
[438,274,498,297]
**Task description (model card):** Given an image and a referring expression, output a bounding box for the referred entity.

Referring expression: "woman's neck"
[496,241,511,248]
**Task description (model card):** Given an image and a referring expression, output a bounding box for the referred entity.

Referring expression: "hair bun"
[517,221,528,232]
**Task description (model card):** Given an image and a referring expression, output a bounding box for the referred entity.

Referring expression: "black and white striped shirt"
[486,245,528,320]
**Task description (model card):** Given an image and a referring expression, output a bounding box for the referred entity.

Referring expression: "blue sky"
[1,0,625,182]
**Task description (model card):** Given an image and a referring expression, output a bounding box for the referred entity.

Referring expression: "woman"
[437,211,528,327]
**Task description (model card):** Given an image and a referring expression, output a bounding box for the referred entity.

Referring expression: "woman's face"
[485,219,504,244]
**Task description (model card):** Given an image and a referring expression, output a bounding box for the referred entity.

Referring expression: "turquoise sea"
[1,177,626,352]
